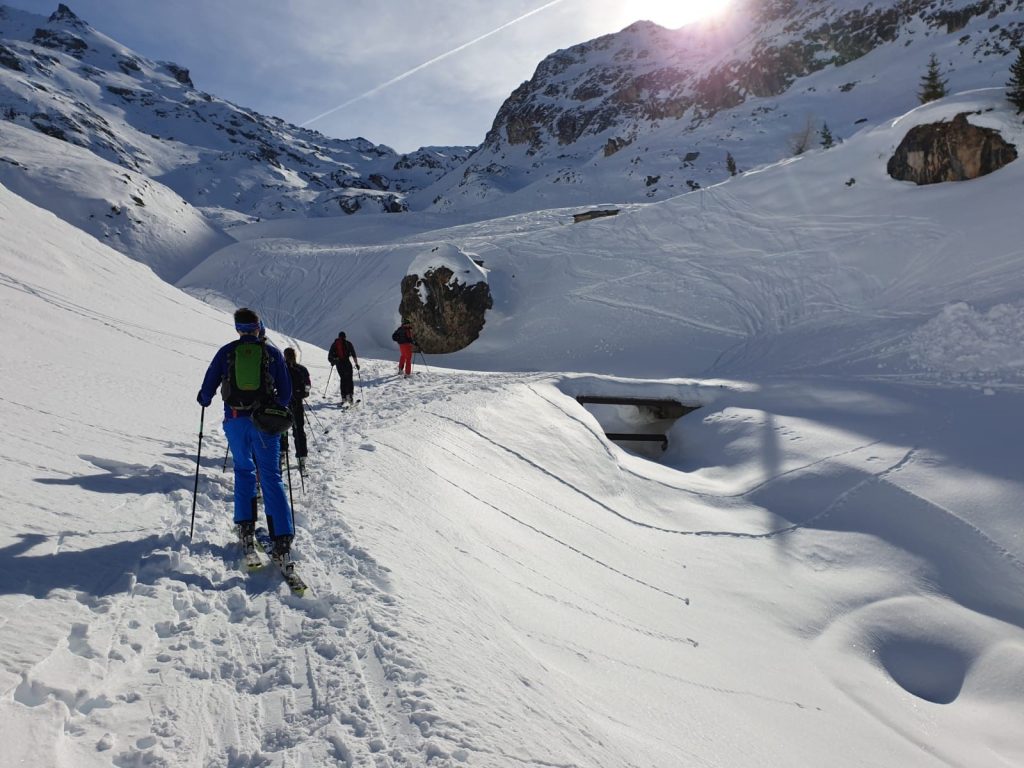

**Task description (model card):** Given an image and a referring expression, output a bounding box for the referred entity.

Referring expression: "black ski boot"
[271,535,294,572]
[236,521,260,568]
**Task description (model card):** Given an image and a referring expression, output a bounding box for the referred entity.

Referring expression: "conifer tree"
[1007,47,1024,114]
[918,54,948,104]
[725,152,737,176]
[819,122,834,149]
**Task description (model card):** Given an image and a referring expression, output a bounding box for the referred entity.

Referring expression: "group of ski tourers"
[193,308,418,588]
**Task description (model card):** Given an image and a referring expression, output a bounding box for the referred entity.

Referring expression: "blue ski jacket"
[197,335,292,419]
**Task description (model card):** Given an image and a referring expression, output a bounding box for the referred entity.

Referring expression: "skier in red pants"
[392,320,415,377]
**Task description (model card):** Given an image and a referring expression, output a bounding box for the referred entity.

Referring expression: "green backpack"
[221,341,272,410]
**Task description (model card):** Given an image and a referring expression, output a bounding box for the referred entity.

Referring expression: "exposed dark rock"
[162,62,193,87]
[573,208,619,223]
[30,113,70,141]
[0,43,23,72]
[399,265,492,354]
[603,136,632,156]
[338,193,407,215]
[887,112,1017,184]
[31,28,88,57]
[118,56,141,75]
[106,85,138,100]
[928,1,993,33]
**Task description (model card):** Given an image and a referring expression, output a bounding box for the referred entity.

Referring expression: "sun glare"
[628,0,734,28]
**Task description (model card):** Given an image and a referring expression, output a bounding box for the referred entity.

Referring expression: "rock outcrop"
[887,112,1018,184]
[399,247,493,354]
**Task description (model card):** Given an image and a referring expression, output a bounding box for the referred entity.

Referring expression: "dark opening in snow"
[575,395,700,458]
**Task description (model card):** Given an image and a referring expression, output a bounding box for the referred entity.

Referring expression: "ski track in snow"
[8,356,1022,765]
[7,365,626,767]
[8,379,439,766]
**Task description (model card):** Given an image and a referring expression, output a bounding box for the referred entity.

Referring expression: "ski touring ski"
[254,527,308,596]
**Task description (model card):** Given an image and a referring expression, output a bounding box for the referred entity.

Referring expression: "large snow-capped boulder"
[399,244,492,354]
[887,111,1017,184]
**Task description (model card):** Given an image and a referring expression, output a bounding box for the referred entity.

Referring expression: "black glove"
[196,390,211,407]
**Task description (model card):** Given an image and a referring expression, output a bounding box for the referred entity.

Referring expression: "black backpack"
[392,326,409,344]
[221,340,273,410]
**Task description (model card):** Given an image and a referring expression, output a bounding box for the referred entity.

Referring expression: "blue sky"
[5,1,719,152]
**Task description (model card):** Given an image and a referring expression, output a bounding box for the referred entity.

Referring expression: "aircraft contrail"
[301,0,569,127]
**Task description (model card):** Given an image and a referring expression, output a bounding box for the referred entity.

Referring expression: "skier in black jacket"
[327,331,360,405]
[280,347,311,474]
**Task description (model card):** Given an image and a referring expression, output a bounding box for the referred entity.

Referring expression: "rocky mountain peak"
[48,4,83,25]
[415,0,1024,214]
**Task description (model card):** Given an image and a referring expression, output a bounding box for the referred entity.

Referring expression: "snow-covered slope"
[2,170,1024,765]
[181,92,1024,389]
[0,3,472,224]
[2,3,1024,764]
[414,0,1024,215]
[0,120,230,281]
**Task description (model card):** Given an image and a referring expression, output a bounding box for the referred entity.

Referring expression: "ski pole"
[303,402,327,441]
[222,444,229,472]
[190,407,205,540]
[356,367,366,405]
[417,349,431,374]
[322,367,333,397]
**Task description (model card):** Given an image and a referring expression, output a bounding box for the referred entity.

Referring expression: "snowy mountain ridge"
[414,0,1024,215]
[3,0,1023,230]
[0,3,473,224]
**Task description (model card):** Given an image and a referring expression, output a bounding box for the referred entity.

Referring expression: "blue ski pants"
[223,416,294,538]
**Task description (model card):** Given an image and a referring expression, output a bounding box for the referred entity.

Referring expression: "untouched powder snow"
[2,99,1024,765]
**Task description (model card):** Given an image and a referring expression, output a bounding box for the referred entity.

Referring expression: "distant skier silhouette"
[327,331,360,404]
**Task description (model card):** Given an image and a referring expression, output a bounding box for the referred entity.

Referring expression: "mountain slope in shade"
[413,0,1024,215]
[0,3,473,223]
[0,120,230,281]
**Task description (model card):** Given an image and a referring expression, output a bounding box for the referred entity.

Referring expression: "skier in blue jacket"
[196,308,295,561]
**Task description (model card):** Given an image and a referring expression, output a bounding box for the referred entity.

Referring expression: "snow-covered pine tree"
[726,152,737,176]
[918,54,948,104]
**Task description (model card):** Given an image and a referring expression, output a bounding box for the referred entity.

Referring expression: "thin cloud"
[301,0,569,127]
